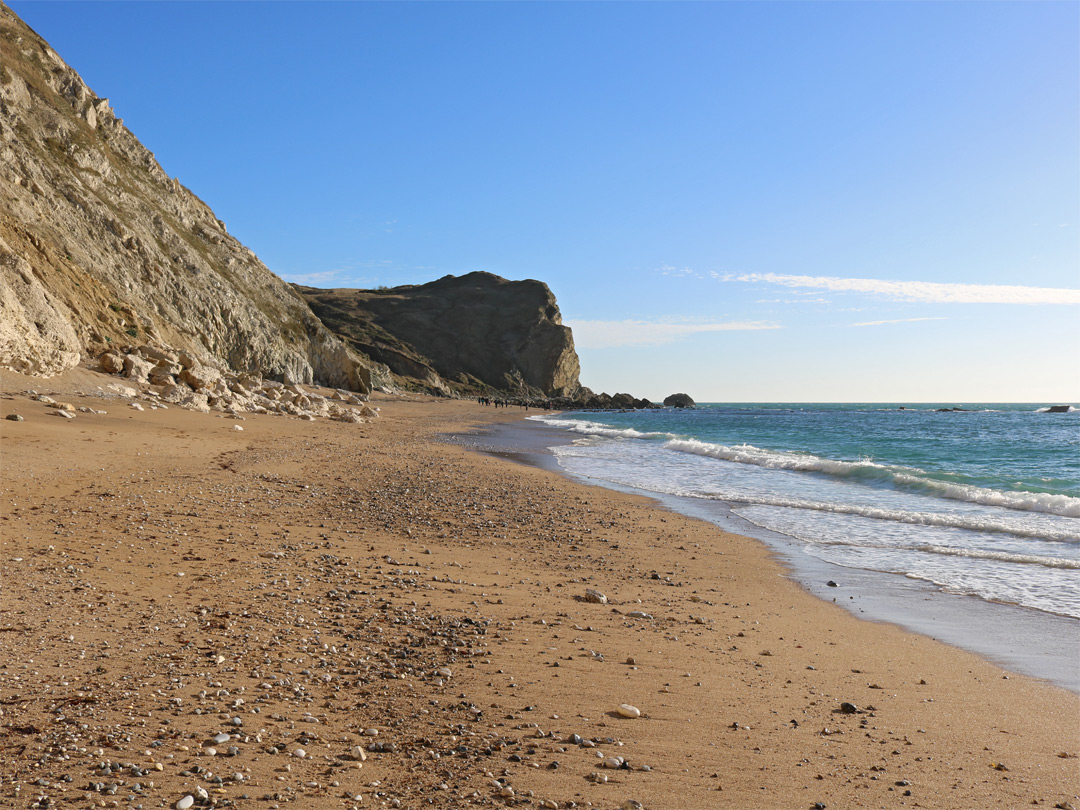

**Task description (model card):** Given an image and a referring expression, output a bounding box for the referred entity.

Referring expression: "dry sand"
[1,367,1078,810]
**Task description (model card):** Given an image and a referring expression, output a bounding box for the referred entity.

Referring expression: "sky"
[9,1,1079,402]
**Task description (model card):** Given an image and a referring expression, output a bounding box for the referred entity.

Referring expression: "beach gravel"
[1,367,1077,810]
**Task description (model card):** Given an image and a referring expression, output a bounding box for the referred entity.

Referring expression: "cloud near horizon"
[851,316,948,327]
[716,272,1080,305]
[567,318,781,349]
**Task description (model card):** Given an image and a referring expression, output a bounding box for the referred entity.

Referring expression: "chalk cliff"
[297,273,583,398]
[0,5,369,390]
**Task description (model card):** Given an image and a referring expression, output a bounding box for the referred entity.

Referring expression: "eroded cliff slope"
[297,272,582,398]
[0,5,368,390]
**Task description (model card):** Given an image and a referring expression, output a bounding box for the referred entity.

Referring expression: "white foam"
[665,438,1080,519]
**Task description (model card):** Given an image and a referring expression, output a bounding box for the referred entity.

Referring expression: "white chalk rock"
[176,797,195,810]
[617,703,641,718]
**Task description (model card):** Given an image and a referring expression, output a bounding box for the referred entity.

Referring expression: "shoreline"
[2,369,1078,809]
[449,418,1080,695]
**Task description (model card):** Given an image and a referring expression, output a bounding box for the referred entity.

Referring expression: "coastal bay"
[2,368,1078,810]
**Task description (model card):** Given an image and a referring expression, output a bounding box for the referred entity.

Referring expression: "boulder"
[122,353,155,382]
[663,393,696,408]
[180,364,221,391]
[98,351,124,374]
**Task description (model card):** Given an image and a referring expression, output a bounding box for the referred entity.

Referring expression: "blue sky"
[11,1,1078,402]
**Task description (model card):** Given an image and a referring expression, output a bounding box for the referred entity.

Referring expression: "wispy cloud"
[755,298,830,305]
[567,318,781,349]
[659,265,701,278]
[719,272,1080,305]
[277,269,351,286]
[851,317,948,327]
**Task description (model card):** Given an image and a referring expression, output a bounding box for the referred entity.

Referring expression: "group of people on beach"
[477,396,560,411]
[477,396,527,410]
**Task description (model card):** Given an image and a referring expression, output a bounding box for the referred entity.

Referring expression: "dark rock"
[663,393,695,408]
[1045,405,1071,413]
[826,581,838,587]
[297,272,581,398]
[840,702,858,714]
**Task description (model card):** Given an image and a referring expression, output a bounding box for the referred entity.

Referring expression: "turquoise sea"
[530,403,1080,620]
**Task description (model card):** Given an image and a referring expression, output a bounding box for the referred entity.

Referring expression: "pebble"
[293,748,306,758]
[213,733,231,744]
[584,589,608,604]
[232,425,244,431]
[5,413,24,421]
[840,702,858,714]
[617,704,641,719]
[175,797,194,810]
[54,410,75,419]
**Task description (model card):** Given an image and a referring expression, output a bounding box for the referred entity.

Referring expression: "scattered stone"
[6,413,23,421]
[584,589,608,604]
[840,702,858,714]
[617,704,641,719]
[175,796,194,810]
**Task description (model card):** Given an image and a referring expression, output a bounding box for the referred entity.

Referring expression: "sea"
[517,403,1080,691]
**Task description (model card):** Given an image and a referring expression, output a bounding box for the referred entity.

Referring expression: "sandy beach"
[1,368,1078,810]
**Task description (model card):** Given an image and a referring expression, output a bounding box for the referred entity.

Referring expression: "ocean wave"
[666,438,1080,519]
[911,544,1080,569]
[528,415,675,442]
[799,533,1080,569]
[723,495,1080,542]
[738,520,1080,567]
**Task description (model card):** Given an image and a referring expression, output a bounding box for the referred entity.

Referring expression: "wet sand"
[1,367,1078,810]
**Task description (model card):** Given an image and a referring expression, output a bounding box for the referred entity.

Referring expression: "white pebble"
[617,703,641,718]
[293,748,306,758]
[176,796,194,810]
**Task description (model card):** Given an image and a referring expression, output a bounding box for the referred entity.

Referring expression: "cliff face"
[0,6,369,390]
[297,272,583,398]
